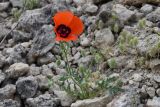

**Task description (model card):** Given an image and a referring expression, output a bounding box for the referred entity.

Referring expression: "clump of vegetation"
[56,42,122,100]
[138,19,146,29]
[11,8,22,22]
[107,58,117,69]
[148,42,160,57]
[23,0,40,10]
[118,30,139,54]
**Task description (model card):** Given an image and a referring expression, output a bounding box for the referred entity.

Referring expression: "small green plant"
[11,8,22,22]
[118,30,139,54]
[136,57,146,67]
[113,23,119,33]
[148,42,160,57]
[23,0,40,10]
[107,58,117,69]
[138,19,146,29]
[57,42,122,100]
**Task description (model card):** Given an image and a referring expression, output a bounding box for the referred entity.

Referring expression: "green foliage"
[107,58,117,69]
[11,8,21,22]
[136,57,146,67]
[59,66,122,100]
[23,0,40,10]
[57,42,122,100]
[118,30,139,53]
[138,19,146,29]
[113,23,119,33]
[148,42,160,57]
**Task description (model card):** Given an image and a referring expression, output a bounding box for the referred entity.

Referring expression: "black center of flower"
[56,24,71,38]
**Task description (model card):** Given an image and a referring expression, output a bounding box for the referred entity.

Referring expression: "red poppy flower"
[53,11,84,42]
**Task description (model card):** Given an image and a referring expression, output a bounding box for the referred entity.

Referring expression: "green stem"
[60,42,85,95]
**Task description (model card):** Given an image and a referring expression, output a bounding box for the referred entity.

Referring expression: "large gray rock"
[107,93,140,107]
[83,3,98,14]
[0,24,10,41]
[16,76,38,99]
[95,28,114,49]
[71,95,113,107]
[140,4,153,14]
[0,2,10,11]
[0,99,20,107]
[18,4,54,32]
[5,62,29,78]
[26,93,60,107]
[112,4,135,23]
[9,0,23,7]
[27,24,55,64]
[147,97,160,107]
[0,84,16,100]
[146,7,160,23]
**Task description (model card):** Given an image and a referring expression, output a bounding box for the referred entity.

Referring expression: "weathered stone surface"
[146,7,160,23]
[113,4,135,23]
[27,25,55,64]
[54,90,74,107]
[0,99,21,107]
[0,84,16,100]
[5,63,29,78]
[71,95,113,107]
[9,0,23,7]
[147,97,160,107]
[0,2,10,11]
[26,94,60,107]
[16,76,38,99]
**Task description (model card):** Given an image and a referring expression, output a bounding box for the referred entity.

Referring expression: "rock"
[28,66,41,76]
[132,73,142,82]
[0,53,5,68]
[18,4,55,32]
[146,87,155,97]
[83,3,98,14]
[5,44,27,64]
[36,75,49,90]
[77,55,94,66]
[140,4,153,14]
[73,0,86,6]
[95,28,114,49]
[41,65,54,77]
[150,59,160,72]
[9,0,23,7]
[71,95,113,107]
[156,89,160,97]
[0,99,20,107]
[153,75,160,83]
[86,0,111,4]
[147,97,160,107]
[16,76,38,98]
[0,84,16,100]
[0,70,5,84]
[54,90,74,107]
[37,52,55,65]
[11,30,32,43]
[0,24,10,41]
[121,0,160,6]
[27,25,55,64]
[146,7,160,23]
[112,4,135,23]
[80,37,90,47]
[5,63,29,78]
[107,93,140,107]
[0,2,10,11]
[26,93,60,107]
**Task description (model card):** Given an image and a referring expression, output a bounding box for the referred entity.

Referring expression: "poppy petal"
[55,34,78,42]
[53,11,74,26]
[69,16,84,36]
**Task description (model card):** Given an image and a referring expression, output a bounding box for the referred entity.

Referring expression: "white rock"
[71,95,113,107]
[54,90,74,107]
[113,4,135,23]
[146,87,155,97]
[0,2,10,11]
[140,4,153,14]
[95,28,114,49]
[5,63,29,78]
[80,37,90,47]
[132,73,142,82]
[147,97,160,107]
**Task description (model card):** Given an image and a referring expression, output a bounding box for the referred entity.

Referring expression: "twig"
[0,22,19,46]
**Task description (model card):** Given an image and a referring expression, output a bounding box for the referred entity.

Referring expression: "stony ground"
[0,0,160,107]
